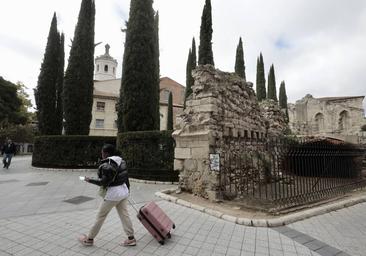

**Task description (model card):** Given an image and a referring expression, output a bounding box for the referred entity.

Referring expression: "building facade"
[288,94,366,142]
[89,45,185,136]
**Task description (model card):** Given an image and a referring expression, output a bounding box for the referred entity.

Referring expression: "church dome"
[94,44,118,81]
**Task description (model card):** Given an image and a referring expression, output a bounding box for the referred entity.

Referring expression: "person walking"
[2,139,16,169]
[78,144,136,247]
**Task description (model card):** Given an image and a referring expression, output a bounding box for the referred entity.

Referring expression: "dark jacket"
[88,156,130,189]
[1,142,16,155]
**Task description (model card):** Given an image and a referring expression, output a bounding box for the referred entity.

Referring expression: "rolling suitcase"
[136,201,175,245]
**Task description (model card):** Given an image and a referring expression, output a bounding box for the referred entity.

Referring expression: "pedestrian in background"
[78,144,136,247]
[1,139,16,169]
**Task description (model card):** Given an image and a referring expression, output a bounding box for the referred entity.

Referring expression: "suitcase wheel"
[172,224,176,229]
[159,240,165,245]
[167,232,171,239]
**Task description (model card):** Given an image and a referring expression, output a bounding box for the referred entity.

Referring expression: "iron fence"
[218,136,366,211]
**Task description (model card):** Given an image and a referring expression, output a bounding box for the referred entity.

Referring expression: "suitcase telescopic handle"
[127,193,139,213]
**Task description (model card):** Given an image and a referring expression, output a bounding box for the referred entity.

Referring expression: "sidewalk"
[0,156,363,255]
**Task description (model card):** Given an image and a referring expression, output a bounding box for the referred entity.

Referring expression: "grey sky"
[0,0,365,111]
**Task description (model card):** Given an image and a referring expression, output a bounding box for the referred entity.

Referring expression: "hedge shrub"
[32,135,116,168]
[117,130,178,182]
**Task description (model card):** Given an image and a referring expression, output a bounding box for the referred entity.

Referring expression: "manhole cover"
[26,182,49,186]
[63,196,94,205]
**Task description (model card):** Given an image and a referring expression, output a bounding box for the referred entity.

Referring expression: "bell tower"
[94,44,118,80]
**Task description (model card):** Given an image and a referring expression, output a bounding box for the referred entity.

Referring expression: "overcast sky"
[1,0,365,111]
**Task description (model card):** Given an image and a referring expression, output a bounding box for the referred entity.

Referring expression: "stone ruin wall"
[259,99,288,136]
[288,94,366,143]
[173,65,288,201]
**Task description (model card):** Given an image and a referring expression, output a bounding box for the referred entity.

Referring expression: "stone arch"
[338,110,349,132]
[314,112,324,132]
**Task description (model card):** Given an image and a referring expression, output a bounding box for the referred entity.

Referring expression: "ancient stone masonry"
[173,65,285,201]
[288,94,366,143]
[259,99,288,137]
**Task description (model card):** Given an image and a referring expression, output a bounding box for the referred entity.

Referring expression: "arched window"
[97,65,99,72]
[314,113,324,132]
[104,65,108,72]
[113,67,115,74]
[339,110,349,132]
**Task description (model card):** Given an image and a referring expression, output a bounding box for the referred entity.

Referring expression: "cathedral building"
[89,44,185,136]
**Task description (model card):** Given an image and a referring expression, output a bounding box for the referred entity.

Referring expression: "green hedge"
[117,130,178,182]
[32,135,116,168]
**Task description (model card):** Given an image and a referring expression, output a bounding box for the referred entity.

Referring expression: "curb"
[31,166,97,172]
[155,189,366,227]
[30,166,178,185]
[129,178,178,185]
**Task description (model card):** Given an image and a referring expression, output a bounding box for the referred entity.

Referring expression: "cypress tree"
[184,49,193,109]
[55,33,64,135]
[35,13,61,135]
[118,0,159,132]
[234,37,246,80]
[256,53,266,101]
[198,0,214,66]
[184,38,197,109]
[267,64,277,102]
[63,0,95,135]
[279,80,289,120]
[191,37,197,67]
[167,92,173,130]
[154,11,160,130]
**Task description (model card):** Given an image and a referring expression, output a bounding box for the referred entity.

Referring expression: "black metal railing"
[218,136,365,211]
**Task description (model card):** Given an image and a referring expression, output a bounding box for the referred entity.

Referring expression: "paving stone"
[293,234,316,244]
[0,179,19,184]
[63,195,94,205]
[0,157,365,256]
[26,182,49,186]
[226,248,241,256]
[314,246,343,256]
[304,240,327,251]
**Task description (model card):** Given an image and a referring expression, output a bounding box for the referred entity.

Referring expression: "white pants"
[88,198,134,239]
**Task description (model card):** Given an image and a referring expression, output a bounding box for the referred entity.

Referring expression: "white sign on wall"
[209,153,220,172]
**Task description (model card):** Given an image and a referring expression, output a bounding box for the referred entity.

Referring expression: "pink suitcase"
[137,201,175,245]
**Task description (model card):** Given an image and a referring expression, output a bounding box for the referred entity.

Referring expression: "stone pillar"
[173,130,220,201]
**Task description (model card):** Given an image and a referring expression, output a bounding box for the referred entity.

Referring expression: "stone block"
[183,159,197,171]
[186,99,200,107]
[196,104,218,113]
[204,208,223,218]
[174,159,184,171]
[175,147,191,159]
[222,214,237,223]
[231,128,238,137]
[200,97,216,105]
[177,139,209,148]
[224,127,230,136]
[206,190,220,202]
[196,92,216,99]
[191,147,209,159]
[267,218,285,227]
[236,218,252,226]
[251,219,268,227]
[177,199,192,208]
[191,203,205,212]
